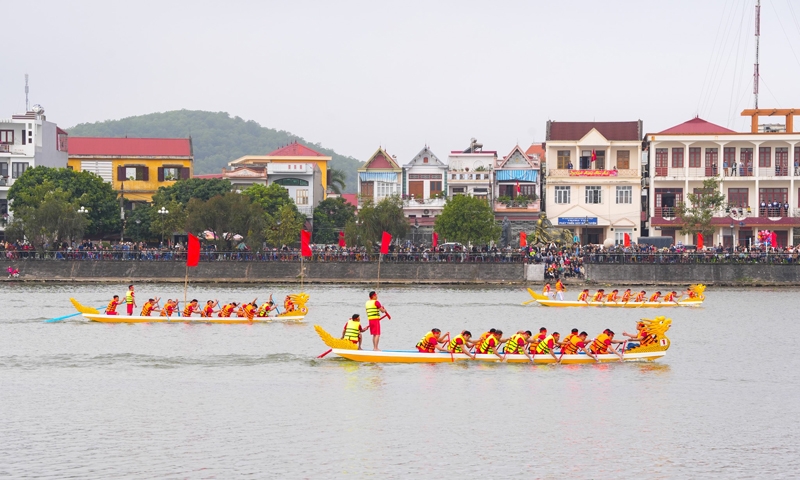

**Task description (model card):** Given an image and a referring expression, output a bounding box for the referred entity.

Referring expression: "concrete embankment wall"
[2,260,537,284]
[585,263,800,285]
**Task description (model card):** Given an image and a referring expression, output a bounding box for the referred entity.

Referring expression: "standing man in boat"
[555,279,566,301]
[125,285,137,316]
[366,291,390,351]
[542,283,553,299]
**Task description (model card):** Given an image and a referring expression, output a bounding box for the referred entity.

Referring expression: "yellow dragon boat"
[526,284,705,308]
[69,293,310,323]
[314,317,672,364]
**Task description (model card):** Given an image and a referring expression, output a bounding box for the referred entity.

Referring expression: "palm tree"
[327,168,347,195]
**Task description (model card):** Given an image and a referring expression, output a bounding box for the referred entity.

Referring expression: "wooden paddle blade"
[70,298,99,315]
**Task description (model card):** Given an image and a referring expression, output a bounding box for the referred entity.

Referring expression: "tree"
[152,178,232,205]
[675,177,727,241]
[312,197,356,244]
[327,168,347,195]
[6,186,88,250]
[355,196,409,252]
[434,195,500,246]
[149,200,187,244]
[242,183,299,217]
[185,192,266,250]
[8,166,119,236]
[125,205,155,242]
[266,204,305,247]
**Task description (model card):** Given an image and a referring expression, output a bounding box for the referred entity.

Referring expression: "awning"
[495,170,538,182]
[359,172,398,182]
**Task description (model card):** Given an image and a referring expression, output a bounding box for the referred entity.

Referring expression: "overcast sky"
[3,0,800,161]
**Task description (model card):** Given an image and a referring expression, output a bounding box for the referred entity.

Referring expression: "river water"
[0,283,797,478]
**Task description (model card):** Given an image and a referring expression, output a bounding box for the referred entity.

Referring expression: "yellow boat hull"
[83,314,305,323]
[526,288,703,307]
[331,349,666,364]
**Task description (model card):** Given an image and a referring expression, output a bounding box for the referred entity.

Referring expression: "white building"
[358,147,402,207]
[0,108,69,237]
[544,120,643,245]
[647,110,800,247]
[401,146,447,223]
[266,162,323,217]
[447,138,495,200]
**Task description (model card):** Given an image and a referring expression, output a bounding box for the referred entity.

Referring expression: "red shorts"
[417,347,434,353]
[127,304,134,315]
[369,319,381,335]
[106,311,118,315]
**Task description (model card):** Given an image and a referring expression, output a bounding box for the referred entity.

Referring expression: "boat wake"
[0,353,311,370]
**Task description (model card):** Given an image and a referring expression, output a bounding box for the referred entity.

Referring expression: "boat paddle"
[44,307,105,323]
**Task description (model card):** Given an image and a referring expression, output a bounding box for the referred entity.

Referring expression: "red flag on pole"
[771,231,777,247]
[623,232,631,247]
[338,231,345,248]
[187,233,200,267]
[591,150,597,162]
[697,233,704,249]
[520,231,527,247]
[380,231,392,255]
[301,230,312,257]
[516,180,521,194]
[432,232,439,248]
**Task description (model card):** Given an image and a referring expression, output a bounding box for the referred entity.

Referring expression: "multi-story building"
[1,108,69,237]
[68,137,193,204]
[492,144,541,221]
[401,146,447,223]
[544,120,643,245]
[447,138,495,200]
[647,110,800,247]
[357,147,402,207]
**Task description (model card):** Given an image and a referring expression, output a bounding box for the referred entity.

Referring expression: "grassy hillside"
[67,110,361,193]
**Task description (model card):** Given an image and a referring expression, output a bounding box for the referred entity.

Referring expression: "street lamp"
[78,206,88,214]
[158,207,169,246]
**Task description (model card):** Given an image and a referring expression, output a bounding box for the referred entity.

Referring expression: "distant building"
[68,137,193,204]
[357,147,402,208]
[447,138,495,200]
[646,109,800,247]
[544,120,643,245]
[1,108,69,237]
[401,146,447,224]
[492,144,541,221]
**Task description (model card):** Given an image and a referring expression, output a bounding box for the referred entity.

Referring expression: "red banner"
[623,232,631,247]
[380,231,392,255]
[697,233,704,249]
[519,231,527,247]
[301,230,312,257]
[187,233,200,267]
[432,232,438,248]
[569,170,618,177]
[338,231,345,248]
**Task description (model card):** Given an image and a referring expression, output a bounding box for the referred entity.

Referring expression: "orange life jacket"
[578,292,589,301]
[543,285,551,294]
[219,304,234,318]
[244,304,256,320]
[160,303,175,317]
[562,335,582,355]
[140,302,155,317]
[416,332,438,352]
[591,292,604,302]
[640,329,656,346]
[590,333,610,354]
[556,280,565,292]
[622,291,632,302]
[183,304,195,317]
[649,293,661,302]
[202,305,214,317]
[106,299,118,313]
[606,293,618,302]
[664,293,676,302]
[635,293,646,302]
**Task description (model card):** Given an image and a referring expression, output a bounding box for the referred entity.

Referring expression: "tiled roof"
[193,173,224,179]
[69,137,192,156]
[266,141,325,157]
[525,144,545,158]
[657,117,735,135]
[340,194,358,206]
[547,121,641,141]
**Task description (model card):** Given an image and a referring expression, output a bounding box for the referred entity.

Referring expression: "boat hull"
[83,314,305,323]
[330,349,666,364]
[527,288,703,307]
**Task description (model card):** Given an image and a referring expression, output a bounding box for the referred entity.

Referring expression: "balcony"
[402,197,447,208]
[0,144,9,153]
[448,172,491,182]
[493,198,541,213]
[549,168,638,177]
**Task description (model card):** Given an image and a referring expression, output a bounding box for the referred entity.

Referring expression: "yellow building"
[68,137,193,203]
[228,141,331,198]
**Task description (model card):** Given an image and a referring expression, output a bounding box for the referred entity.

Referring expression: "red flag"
[380,231,392,255]
[697,233,704,249]
[187,233,200,267]
[591,150,597,162]
[338,231,345,248]
[516,180,521,194]
[301,230,312,257]
[623,233,631,247]
[520,231,527,247]
[432,232,439,248]
[771,231,777,247]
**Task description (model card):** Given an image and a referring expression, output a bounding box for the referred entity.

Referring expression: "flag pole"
[300,254,304,290]
[184,263,188,306]
[377,253,382,291]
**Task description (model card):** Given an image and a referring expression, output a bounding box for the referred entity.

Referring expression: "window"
[164,167,180,181]
[557,150,571,169]
[655,148,668,176]
[705,148,719,176]
[616,150,630,170]
[519,184,536,197]
[430,181,442,195]
[0,199,7,215]
[296,189,309,205]
[274,178,309,186]
[616,186,632,204]
[614,229,633,245]
[672,148,684,168]
[724,147,736,170]
[377,181,399,198]
[740,148,753,176]
[12,162,28,179]
[121,166,149,181]
[57,132,68,151]
[361,181,374,197]
[0,130,13,144]
[581,150,605,170]
[585,186,602,204]
[452,187,465,194]
[775,148,789,175]
[0,162,7,177]
[689,147,701,168]
[423,156,429,164]
[728,188,748,207]
[554,186,570,204]
[759,147,771,167]
[759,188,787,204]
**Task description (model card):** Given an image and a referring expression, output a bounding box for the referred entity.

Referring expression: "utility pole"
[754,0,761,109]
[120,179,125,243]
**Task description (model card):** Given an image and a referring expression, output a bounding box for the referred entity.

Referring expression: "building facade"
[647,110,800,247]
[493,144,541,220]
[1,109,69,237]
[401,146,447,223]
[447,138,495,200]
[357,147,402,207]
[68,137,193,204]
[544,120,643,245]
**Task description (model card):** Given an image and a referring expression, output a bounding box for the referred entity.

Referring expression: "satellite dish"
[31,104,44,114]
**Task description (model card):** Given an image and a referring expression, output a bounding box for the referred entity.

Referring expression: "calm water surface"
[0,283,797,478]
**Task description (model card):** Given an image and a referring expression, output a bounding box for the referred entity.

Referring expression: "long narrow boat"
[527,284,705,308]
[70,297,308,323]
[314,317,672,364]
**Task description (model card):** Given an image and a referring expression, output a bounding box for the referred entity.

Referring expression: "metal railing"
[583,252,800,264]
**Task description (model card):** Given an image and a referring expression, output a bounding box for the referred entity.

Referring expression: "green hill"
[67,110,362,193]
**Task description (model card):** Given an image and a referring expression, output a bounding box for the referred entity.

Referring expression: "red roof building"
[547,121,642,141]
[68,137,193,157]
[656,117,735,135]
[266,141,326,157]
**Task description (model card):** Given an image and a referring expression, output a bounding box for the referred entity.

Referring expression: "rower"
[284,295,295,312]
[589,329,625,361]
[634,290,647,302]
[560,328,579,348]
[529,327,548,354]
[202,300,219,317]
[160,299,178,317]
[577,289,590,302]
[649,291,662,303]
[542,283,553,299]
[243,301,258,321]
[503,331,533,362]
[555,279,566,301]
[105,295,121,315]
[663,291,679,303]
[560,331,597,362]
[591,289,605,302]
[535,331,561,362]
[218,302,237,318]
[623,322,657,348]
[343,314,369,349]
[477,329,505,360]
[621,289,633,303]
[477,328,497,344]
[416,328,449,353]
[605,289,619,303]
[684,287,698,299]
[140,297,161,316]
[448,330,476,359]
[183,299,200,317]
[236,298,257,318]
[257,300,275,317]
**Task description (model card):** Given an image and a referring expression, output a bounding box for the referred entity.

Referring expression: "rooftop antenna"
[754,0,761,108]
[25,74,30,111]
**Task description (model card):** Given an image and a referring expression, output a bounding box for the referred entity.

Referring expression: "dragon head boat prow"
[626,316,672,353]
[278,292,309,317]
[687,284,706,300]
[315,325,358,350]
